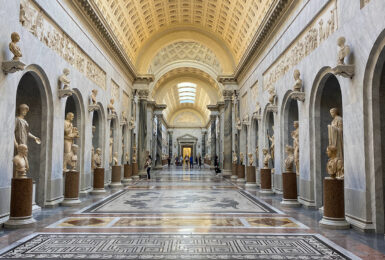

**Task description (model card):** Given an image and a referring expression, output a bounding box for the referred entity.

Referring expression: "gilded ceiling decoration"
[148,41,222,74]
[91,0,275,65]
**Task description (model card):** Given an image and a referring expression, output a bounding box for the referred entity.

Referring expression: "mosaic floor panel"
[0,233,358,259]
[80,189,279,214]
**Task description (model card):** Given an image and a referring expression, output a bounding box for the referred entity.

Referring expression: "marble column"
[201,130,206,157]
[222,90,233,177]
[168,130,173,159]
[155,114,162,169]
[210,115,217,166]
[137,89,148,175]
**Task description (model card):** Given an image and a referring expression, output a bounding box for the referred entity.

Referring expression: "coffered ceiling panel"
[92,0,275,65]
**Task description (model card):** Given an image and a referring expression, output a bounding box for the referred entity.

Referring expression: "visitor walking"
[198,156,202,169]
[145,155,152,180]
[190,155,193,168]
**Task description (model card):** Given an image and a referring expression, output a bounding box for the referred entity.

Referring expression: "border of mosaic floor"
[0,232,360,259]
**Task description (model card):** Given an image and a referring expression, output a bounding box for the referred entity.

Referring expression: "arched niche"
[363,29,385,233]
[281,92,299,171]
[15,66,53,206]
[310,70,343,208]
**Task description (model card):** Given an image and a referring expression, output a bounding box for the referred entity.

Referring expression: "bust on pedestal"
[260,148,274,195]
[237,153,246,183]
[91,148,106,194]
[2,32,26,74]
[122,153,133,185]
[231,151,238,181]
[110,152,123,188]
[245,153,256,187]
[61,143,81,206]
[281,145,300,207]
[5,144,36,228]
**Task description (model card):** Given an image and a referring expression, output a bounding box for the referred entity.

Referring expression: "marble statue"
[107,98,116,116]
[70,144,78,171]
[326,145,344,179]
[14,104,41,150]
[268,85,276,105]
[268,134,275,161]
[240,152,244,165]
[90,89,98,105]
[13,144,29,178]
[262,148,271,169]
[293,69,303,92]
[59,68,71,90]
[248,153,253,166]
[284,145,295,172]
[93,148,102,168]
[9,32,22,61]
[292,121,300,175]
[91,147,95,170]
[328,108,343,160]
[232,151,237,163]
[236,118,242,131]
[125,152,129,164]
[113,152,118,166]
[337,37,350,65]
[63,112,79,172]
[332,36,354,78]
[109,129,113,165]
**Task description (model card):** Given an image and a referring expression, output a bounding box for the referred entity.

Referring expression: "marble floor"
[0,167,384,259]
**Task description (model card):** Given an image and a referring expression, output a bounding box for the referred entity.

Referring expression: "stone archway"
[310,69,343,208]
[363,29,385,233]
[15,65,53,207]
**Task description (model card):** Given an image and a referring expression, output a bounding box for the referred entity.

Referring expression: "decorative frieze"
[263,0,337,89]
[20,0,106,89]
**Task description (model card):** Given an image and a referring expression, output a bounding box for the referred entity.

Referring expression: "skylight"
[177,82,196,104]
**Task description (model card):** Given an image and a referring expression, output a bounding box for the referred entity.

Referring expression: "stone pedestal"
[237,164,245,183]
[281,172,300,207]
[231,163,238,181]
[132,162,139,180]
[260,168,274,195]
[319,178,350,229]
[122,164,133,185]
[109,165,123,188]
[245,166,257,187]
[5,178,36,228]
[91,168,106,194]
[61,171,81,206]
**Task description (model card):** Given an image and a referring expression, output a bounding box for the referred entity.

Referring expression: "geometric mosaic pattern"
[80,189,279,214]
[0,233,357,259]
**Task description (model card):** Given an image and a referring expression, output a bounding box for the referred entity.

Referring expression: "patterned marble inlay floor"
[80,189,279,214]
[0,233,358,259]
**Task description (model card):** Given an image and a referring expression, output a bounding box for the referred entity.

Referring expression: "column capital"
[134,74,154,84]
[137,89,149,100]
[222,90,234,100]
[218,75,237,85]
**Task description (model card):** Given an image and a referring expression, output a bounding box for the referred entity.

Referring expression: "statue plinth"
[231,163,238,181]
[290,91,305,102]
[91,167,106,194]
[109,165,123,188]
[245,166,257,187]
[266,105,278,113]
[281,172,301,207]
[122,164,133,185]
[331,64,355,78]
[319,177,350,229]
[88,105,99,112]
[237,164,245,183]
[132,162,139,180]
[2,60,25,74]
[58,89,74,99]
[4,178,36,228]
[107,113,117,120]
[61,170,81,206]
[260,168,274,195]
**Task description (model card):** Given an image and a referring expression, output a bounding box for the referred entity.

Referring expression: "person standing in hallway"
[167,156,171,167]
[145,155,152,180]
[190,155,193,168]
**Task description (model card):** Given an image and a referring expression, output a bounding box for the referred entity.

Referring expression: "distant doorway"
[183,147,192,165]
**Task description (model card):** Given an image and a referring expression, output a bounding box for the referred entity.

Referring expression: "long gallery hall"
[0,0,384,259]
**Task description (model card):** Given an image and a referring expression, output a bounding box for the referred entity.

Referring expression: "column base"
[245,183,257,187]
[90,188,106,195]
[260,189,274,195]
[319,216,350,229]
[280,199,301,207]
[237,178,246,183]
[4,216,36,228]
[61,198,81,207]
[109,182,123,188]
[122,178,133,185]
[222,169,232,178]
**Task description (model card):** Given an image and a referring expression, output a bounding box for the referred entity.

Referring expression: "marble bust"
[293,69,303,92]
[240,152,244,165]
[284,145,294,172]
[107,98,116,116]
[232,152,237,163]
[13,144,29,178]
[326,146,344,179]
[9,32,22,61]
[262,148,271,169]
[125,152,129,164]
[268,85,276,105]
[14,104,41,150]
[93,148,102,168]
[337,37,350,65]
[248,153,253,166]
[59,68,71,90]
[113,152,118,165]
[328,108,343,160]
[90,89,98,105]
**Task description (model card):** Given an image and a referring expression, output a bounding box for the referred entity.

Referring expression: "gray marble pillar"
[223,90,233,176]
[137,90,148,174]
[155,114,162,169]
[168,131,173,159]
[202,131,206,157]
[210,115,216,166]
